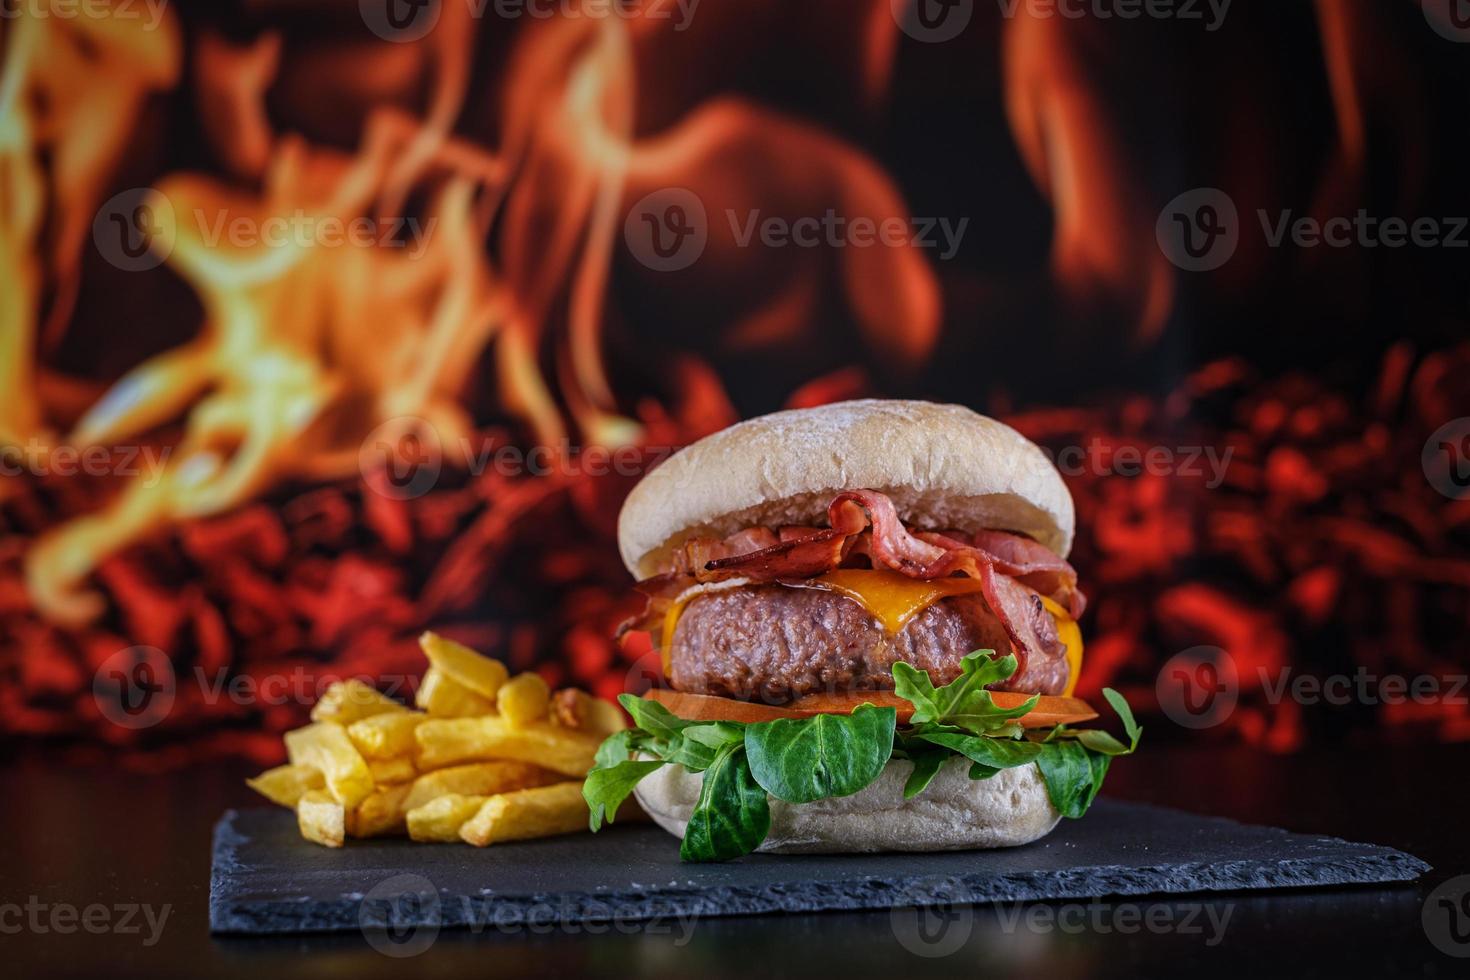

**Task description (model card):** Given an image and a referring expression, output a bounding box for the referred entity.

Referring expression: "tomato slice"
[644,688,1098,729]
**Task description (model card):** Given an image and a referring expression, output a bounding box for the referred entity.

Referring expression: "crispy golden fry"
[348,712,426,759]
[400,761,564,814]
[551,689,628,735]
[497,672,550,726]
[311,679,408,725]
[416,716,603,776]
[406,793,488,842]
[367,756,417,785]
[349,783,412,838]
[297,790,346,848]
[246,764,325,807]
[459,783,590,847]
[415,666,497,718]
[284,722,375,809]
[419,632,509,700]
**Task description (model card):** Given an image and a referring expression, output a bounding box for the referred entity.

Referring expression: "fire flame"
[7,8,942,623]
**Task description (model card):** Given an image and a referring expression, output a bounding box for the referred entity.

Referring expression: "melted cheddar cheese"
[660,569,1084,693]
[1038,595,1084,697]
[800,569,983,633]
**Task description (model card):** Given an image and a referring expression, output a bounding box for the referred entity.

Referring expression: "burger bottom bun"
[633,756,1061,854]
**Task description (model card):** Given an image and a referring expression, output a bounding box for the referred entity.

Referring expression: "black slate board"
[209,800,1429,935]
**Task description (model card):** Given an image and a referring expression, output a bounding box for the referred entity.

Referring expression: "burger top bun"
[618,399,1075,579]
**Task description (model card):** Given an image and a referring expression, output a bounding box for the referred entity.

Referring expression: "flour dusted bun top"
[617,399,1075,579]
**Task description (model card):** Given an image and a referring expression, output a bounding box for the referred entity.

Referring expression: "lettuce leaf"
[744,705,896,803]
[678,743,770,863]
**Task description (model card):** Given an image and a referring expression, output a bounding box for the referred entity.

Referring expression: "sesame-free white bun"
[618,400,1074,579]
[634,755,1062,853]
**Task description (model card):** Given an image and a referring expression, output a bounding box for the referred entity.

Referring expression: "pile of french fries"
[246,633,627,848]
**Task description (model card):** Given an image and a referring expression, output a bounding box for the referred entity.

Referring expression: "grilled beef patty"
[667,585,1067,703]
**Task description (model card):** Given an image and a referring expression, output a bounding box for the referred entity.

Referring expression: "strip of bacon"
[627,489,1083,691]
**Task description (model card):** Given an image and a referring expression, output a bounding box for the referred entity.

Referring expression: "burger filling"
[670,586,1068,702]
[623,488,1086,702]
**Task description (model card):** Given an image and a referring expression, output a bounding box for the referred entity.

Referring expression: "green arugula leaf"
[679,743,770,863]
[891,661,943,722]
[744,705,896,803]
[894,651,1037,734]
[617,694,696,740]
[901,743,950,799]
[1033,740,1095,818]
[914,729,1042,770]
[1075,729,1131,756]
[665,721,744,772]
[1102,687,1142,751]
[1085,751,1112,810]
[583,759,665,831]
[593,729,638,770]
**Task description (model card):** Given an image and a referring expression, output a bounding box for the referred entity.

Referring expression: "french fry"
[458,783,590,847]
[419,632,509,700]
[348,712,426,759]
[311,679,408,725]
[349,783,412,839]
[406,794,488,842]
[246,764,325,807]
[497,672,550,726]
[297,790,346,848]
[285,722,375,809]
[367,756,417,785]
[416,716,603,776]
[551,689,628,735]
[415,666,497,718]
[400,760,564,814]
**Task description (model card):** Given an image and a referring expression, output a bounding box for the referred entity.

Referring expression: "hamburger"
[583,400,1139,861]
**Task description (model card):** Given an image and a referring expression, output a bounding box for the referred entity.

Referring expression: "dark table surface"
[2,742,1468,979]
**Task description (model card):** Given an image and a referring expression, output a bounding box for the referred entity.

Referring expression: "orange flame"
[16,8,942,624]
